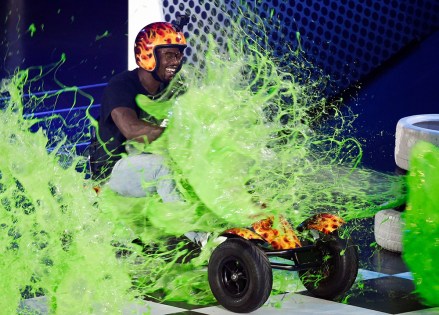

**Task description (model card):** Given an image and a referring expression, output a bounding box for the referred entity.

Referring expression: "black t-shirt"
[90,69,164,179]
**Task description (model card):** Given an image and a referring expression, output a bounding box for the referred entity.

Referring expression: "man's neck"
[138,68,161,95]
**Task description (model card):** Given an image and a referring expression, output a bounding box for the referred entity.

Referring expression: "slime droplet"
[28,23,37,37]
[95,31,111,41]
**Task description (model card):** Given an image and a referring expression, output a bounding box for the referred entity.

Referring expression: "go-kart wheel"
[299,232,358,300]
[208,238,272,313]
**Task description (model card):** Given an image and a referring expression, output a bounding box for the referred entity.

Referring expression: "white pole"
[128,0,164,70]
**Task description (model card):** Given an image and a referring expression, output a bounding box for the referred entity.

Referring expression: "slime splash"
[134,33,404,228]
[123,21,404,303]
[0,66,135,314]
[404,141,439,306]
[1,6,408,313]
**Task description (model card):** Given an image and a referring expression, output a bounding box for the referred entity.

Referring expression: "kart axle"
[264,245,323,271]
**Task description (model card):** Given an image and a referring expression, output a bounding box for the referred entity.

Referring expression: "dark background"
[0,0,128,90]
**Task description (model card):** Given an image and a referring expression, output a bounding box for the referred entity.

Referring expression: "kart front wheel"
[208,238,272,313]
[299,232,358,300]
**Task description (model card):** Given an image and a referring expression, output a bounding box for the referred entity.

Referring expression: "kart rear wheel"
[299,232,358,300]
[208,238,272,313]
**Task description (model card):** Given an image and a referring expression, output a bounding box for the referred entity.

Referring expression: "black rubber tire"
[208,238,272,313]
[299,233,358,300]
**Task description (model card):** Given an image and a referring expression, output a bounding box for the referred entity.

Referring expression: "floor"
[20,218,438,315]
[136,267,437,315]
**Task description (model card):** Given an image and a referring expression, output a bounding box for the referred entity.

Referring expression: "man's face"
[155,47,184,82]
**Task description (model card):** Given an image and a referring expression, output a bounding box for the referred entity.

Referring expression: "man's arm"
[111,107,164,143]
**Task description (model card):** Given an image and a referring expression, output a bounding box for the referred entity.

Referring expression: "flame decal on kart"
[252,216,302,249]
[223,228,265,241]
[224,216,302,250]
[302,213,345,234]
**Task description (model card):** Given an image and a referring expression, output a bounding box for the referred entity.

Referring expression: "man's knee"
[107,154,173,198]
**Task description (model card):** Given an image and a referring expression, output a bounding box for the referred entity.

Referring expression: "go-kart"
[207,213,358,313]
[88,138,357,313]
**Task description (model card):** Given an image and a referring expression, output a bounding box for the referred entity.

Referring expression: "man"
[91,21,210,250]
[90,22,186,201]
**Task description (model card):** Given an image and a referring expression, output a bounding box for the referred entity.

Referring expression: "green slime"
[404,141,439,306]
[119,30,404,302]
[134,34,404,227]
[1,11,409,314]
[0,68,136,314]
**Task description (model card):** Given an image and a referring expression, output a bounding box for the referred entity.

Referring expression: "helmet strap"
[152,70,162,82]
[151,50,166,83]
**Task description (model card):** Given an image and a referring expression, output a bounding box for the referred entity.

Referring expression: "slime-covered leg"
[107,153,180,202]
[107,153,209,249]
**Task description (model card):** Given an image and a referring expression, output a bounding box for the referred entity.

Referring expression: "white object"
[395,114,439,170]
[374,209,403,253]
[128,0,164,70]
[184,232,211,248]
[160,118,169,127]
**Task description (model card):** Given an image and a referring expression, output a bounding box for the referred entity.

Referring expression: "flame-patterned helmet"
[135,22,187,72]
